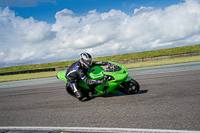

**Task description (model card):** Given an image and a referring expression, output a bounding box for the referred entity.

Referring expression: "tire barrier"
[0,68,56,76]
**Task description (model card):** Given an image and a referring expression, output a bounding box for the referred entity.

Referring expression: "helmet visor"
[85,60,92,66]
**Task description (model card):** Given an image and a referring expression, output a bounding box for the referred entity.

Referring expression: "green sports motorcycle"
[57,61,140,99]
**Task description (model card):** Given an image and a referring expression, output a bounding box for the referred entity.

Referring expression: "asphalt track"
[0,62,200,132]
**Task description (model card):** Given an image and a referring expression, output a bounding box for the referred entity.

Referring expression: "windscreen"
[103,63,121,72]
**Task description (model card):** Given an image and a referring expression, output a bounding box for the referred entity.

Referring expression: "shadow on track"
[137,90,149,94]
[82,90,148,102]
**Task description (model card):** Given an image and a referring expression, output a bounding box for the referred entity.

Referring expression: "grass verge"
[1,44,200,73]
[124,55,200,69]
[0,71,60,82]
[1,56,200,82]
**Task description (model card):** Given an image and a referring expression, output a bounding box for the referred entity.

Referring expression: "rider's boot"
[69,83,83,101]
[85,91,93,100]
[74,90,83,101]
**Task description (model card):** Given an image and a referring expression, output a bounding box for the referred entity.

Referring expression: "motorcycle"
[57,61,140,100]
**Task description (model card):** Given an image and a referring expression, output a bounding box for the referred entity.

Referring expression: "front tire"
[120,79,140,94]
[128,79,140,94]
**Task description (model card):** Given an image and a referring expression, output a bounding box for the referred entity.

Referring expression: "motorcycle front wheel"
[120,78,140,94]
[128,79,140,94]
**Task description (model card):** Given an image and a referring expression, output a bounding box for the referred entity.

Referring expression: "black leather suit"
[65,60,107,98]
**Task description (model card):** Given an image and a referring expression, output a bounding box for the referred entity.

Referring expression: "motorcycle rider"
[65,52,108,101]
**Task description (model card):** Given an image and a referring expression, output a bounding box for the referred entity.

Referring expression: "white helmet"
[79,53,92,68]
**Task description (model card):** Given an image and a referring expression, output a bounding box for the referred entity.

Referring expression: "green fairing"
[57,71,67,82]
[56,61,132,95]
[87,65,104,80]
[56,70,90,89]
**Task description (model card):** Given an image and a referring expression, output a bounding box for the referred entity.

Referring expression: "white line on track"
[0,127,199,133]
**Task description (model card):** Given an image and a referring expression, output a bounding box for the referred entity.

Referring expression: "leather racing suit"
[65,60,107,100]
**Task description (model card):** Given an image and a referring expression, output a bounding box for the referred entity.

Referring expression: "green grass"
[93,44,200,61]
[124,55,200,69]
[0,60,76,73]
[1,56,200,82]
[0,44,200,73]
[0,71,60,82]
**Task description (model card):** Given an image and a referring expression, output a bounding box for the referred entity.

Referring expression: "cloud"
[0,0,200,66]
[0,7,55,64]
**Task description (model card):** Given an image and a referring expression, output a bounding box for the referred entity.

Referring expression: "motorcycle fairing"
[57,61,132,95]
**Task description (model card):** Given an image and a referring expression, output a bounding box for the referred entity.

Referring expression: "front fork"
[117,76,132,94]
[124,76,132,82]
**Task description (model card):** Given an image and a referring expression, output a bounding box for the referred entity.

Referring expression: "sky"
[0,0,200,67]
